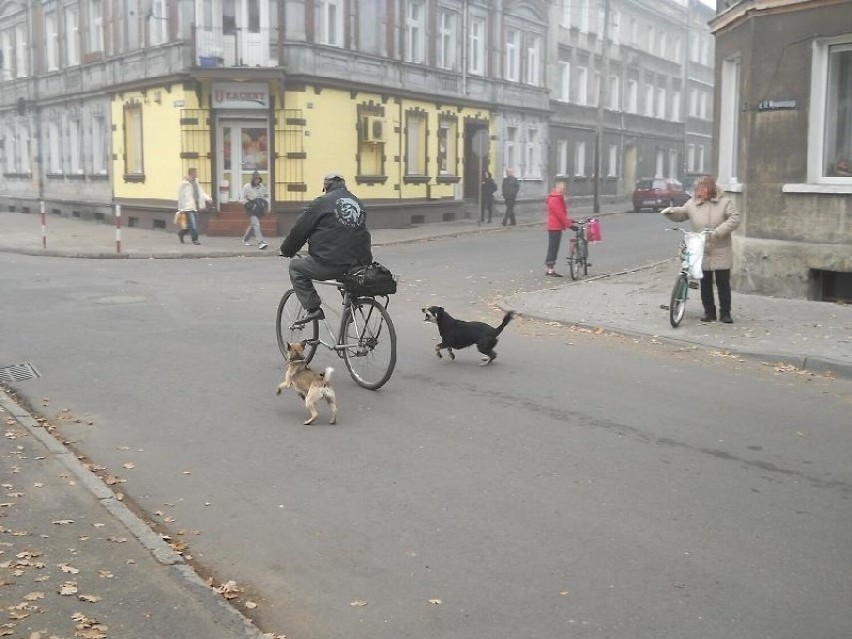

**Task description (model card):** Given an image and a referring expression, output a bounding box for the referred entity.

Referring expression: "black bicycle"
[566,219,592,280]
[275,280,397,390]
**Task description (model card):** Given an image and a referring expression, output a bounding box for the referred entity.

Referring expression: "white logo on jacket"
[335,197,364,228]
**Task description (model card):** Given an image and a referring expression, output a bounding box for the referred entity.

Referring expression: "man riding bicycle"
[279,173,372,324]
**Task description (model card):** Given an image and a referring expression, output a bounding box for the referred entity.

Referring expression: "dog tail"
[493,310,516,336]
[321,367,334,383]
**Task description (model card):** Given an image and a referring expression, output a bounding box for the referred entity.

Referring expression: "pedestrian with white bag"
[662,176,741,323]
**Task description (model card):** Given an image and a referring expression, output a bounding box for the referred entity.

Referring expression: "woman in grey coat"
[662,176,741,323]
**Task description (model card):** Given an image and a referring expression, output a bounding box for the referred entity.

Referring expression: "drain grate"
[0,362,41,383]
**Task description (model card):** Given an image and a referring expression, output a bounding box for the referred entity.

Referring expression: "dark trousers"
[700,269,731,318]
[502,199,516,226]
[177,211,199,242]
[545,230,563,266]
[289,255,347,312]
[480,199,494,222]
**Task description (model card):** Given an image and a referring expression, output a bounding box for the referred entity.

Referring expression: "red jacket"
[547,190,572,230]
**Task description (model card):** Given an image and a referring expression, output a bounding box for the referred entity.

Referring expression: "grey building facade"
[712,0,852,300]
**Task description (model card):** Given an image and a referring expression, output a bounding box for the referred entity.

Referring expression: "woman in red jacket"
[545,182,572,277]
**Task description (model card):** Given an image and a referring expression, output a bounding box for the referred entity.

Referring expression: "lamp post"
[593,0,611,214]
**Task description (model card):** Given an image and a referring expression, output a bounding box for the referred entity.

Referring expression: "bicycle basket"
[342,261,398,296]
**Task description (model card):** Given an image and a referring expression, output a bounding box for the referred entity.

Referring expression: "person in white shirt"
[177,168,213,245]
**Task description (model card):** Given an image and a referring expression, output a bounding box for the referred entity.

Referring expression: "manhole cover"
[0,362,41,383]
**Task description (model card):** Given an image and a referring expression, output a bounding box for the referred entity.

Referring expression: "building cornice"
[710,0,850,34]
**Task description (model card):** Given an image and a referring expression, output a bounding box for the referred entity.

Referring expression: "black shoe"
[192,240,201,245]
[546,272,563,277]
[720,314,734,324]
[294,308,325,325]
[178,232,185,244]
[701,314,716,322]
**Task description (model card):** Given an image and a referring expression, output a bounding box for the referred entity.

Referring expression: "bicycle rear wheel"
[342,297,397,390]
[581,240,589,276]
[567,242,578,280]
[669,273,689,328]
[276,289,319,361]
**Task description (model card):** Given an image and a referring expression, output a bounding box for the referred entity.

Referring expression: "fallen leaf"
[59,581,78,595]
[350,600,368,607]
[78,594,102,603]
[53,520,75,526]
[23,591,45,601]
[428,598,442,605]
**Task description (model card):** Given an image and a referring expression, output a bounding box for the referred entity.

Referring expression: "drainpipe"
[593,0,611,214]
[462,0,468,96]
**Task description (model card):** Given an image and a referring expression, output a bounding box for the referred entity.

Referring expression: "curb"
[0,389,268,639]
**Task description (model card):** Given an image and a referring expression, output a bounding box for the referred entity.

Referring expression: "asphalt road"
[2,213,850,639]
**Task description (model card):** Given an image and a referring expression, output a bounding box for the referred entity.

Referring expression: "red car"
[632,178,690,212]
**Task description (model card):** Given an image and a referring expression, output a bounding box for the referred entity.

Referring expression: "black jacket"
[481,177,497,202]
[280,184,372,268]
[501,176,520,201]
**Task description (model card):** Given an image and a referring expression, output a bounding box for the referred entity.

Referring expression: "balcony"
[193,26,278,68]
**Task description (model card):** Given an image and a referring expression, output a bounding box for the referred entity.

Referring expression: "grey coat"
[662,196,741,271]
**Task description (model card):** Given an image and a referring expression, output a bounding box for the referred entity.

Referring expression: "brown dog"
[276,341,338,425]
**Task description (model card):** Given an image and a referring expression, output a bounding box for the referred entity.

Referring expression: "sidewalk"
[500,259,852,381]
[1,204,851,636]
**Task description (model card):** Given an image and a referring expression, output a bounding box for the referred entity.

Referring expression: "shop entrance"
[215,119,270,203]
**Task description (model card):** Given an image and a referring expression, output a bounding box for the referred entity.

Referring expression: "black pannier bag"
[342,261,398,296]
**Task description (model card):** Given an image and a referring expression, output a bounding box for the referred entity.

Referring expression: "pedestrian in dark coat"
[501,168,520,226]
[480,171,497,223]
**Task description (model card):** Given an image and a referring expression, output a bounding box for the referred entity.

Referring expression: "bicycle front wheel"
[276,289,319,361]
[669,273,689,328]
[567,242,578,280]
[342,297,397,390]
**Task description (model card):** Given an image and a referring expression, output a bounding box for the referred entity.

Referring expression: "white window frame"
[561,0,571,29]
[405,1,425,63]
[68,117,83,175]
[17,122,30,173]
[607,143,618,177]
[405,113,426,175]
[687,144,695,172]
[718,56,741,186]
[149,0,168,46]
[579,0,590,33]
[577,65,588,105]
[689,88,698,118]
[505,126,518,175]
[14,24,27,77]
[92,113,108,175]
[65,6,80,65]
[557,139,569,176]
[671,90,681,122]
[802,36,852,187]
[627,78,638,113]
[574,140,586,177]
[47,121,62,174]
[644,83,655,117]
[88,0,104,53]
[593,71,601,107]
[656,87,666,119]
[505,29,519,81]
[558,61,571,102]
[438,10,458,70]
[668,150,678,179]
[468,16,485,75]
[525,128,541,179]
[631,17,639,46]
[524,35,541,86]
[609,75,620,111]
[655,149,664,178]
[698,145,705,172]
[46,12,59,71]
[659,32,667,59]
[610,10,620,46]
[3,126,15,173]
[0,30,12,81]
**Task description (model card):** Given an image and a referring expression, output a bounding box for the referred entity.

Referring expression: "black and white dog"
[422,306,516,366]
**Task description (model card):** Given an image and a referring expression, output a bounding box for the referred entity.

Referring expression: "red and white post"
[40,200,47,249]
[115,203,122,254]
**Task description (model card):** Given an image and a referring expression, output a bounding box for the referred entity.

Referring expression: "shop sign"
[212,82,269,110]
